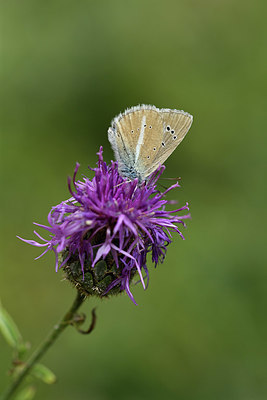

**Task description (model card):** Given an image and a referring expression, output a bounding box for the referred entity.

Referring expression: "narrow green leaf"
[13,386,36,400]
[0,301,23,349]
[17,341,31,359]
[31,363,57,384]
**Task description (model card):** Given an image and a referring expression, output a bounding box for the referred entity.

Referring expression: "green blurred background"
[1,0,267,399]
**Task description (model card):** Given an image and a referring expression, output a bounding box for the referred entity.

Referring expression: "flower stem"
[1,291,85,400]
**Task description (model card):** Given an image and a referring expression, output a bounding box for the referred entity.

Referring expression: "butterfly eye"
[171,129,175,134]
[166,125,171,131]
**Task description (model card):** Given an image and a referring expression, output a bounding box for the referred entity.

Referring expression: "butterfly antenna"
[160,176,181,181]
[158,183,168,190]
[114,179,131,189]
[157,176,181,191]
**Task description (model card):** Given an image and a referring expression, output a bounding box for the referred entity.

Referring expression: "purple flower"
[18,147,190,304]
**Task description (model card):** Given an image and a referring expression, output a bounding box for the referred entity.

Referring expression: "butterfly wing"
[108,105,193,181]
[149,109,193,174]
[108,105,164,180]
[138,109,193,178]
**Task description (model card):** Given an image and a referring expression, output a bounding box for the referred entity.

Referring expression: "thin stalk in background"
[1,291,86,400]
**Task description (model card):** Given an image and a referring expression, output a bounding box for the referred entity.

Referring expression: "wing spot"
[173,136,177,140]
[149,125,152,129]
[117,133,120,137]
[162,142,165,147]
[147,155,150,159]
[144,124,147,127]
[153,147,156,151]
[137,128,140,131]
[171,129,175,134]
[166,125,171,131]
[131,130,134,133]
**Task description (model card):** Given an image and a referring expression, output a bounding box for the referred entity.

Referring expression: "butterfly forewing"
[150,110,192,173]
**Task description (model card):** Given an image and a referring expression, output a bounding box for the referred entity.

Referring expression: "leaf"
[17,341,31,358]
[31,363,57,384]
[0,300,23,349]
[13,386,36,400]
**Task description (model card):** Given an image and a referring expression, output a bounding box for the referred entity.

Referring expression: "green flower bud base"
[60,250,136,298]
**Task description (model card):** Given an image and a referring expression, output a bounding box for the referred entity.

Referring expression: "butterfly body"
[108,104,193,182]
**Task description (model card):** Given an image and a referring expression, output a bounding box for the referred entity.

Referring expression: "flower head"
[19,147,190,304]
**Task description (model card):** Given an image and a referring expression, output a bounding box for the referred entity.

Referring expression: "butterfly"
[108,104,193,182]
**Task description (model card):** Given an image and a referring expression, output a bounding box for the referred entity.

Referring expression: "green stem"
[1,291,85,400]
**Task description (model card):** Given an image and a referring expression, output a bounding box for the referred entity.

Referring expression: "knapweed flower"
[19,147,190,304]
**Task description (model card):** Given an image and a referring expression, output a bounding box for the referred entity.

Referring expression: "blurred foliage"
[13,386,36,400]
[0,300,24,351]
[1,0,266,399]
